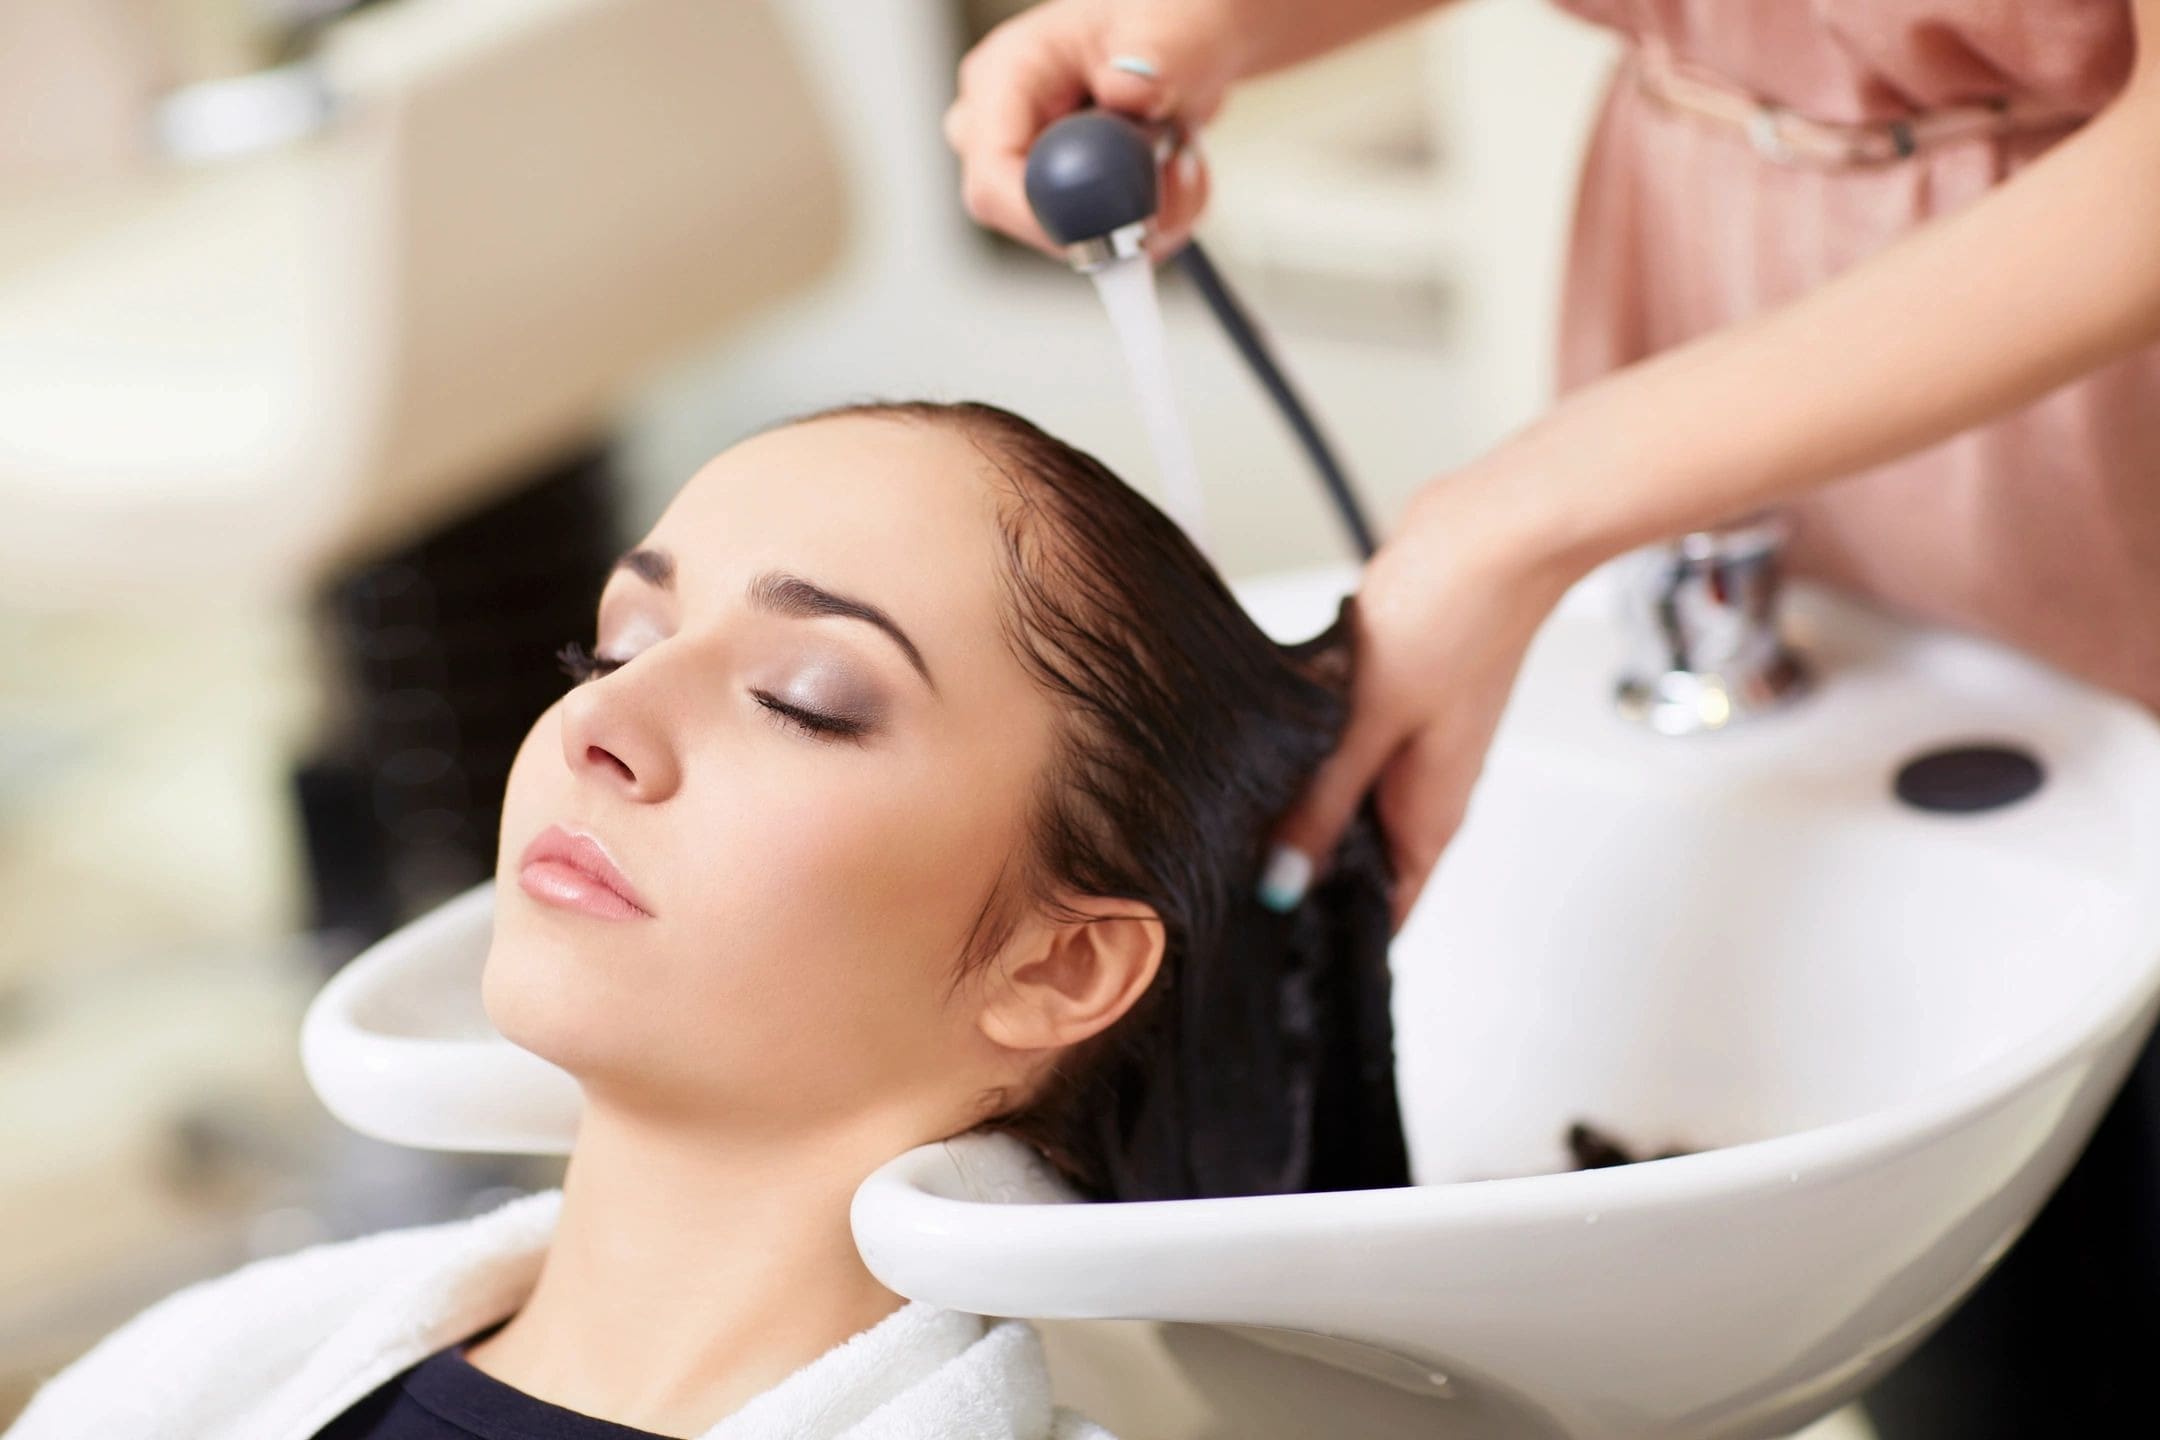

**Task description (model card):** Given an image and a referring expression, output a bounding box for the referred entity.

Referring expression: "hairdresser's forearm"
[1493,62,2160,580]
[1228,0,1460,82]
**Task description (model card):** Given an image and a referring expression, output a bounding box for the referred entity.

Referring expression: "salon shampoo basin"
[303,563,2160,1440]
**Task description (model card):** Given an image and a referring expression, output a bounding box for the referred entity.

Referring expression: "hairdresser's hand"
[1260,458,1594,933]
[943,0,1245,262]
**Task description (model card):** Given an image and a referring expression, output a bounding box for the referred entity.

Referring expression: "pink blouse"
[1549,1,2157,711]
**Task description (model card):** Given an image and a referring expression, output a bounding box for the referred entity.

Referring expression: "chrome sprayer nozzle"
[1061,221,1151,273]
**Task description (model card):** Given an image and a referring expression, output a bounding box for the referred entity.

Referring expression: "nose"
[556,668,682,801]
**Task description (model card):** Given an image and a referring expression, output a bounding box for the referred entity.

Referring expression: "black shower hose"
[1170,239,1379,561]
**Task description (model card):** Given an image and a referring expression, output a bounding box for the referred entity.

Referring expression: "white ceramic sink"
[304,562,2160,1439]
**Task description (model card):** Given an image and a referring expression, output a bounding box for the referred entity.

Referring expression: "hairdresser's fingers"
[1371,726,1480,933]
[1259,694,1412,913]
[950,0,1240,256]
[1147,133,1212,262]
[1085,18,1229,263]
[950,10,1095,255]
[961,148,1064,258]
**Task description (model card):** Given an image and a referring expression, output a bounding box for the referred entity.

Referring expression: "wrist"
[1406,423,1614,611]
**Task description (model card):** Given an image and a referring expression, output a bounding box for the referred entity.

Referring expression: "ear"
[975,896,1165,1056]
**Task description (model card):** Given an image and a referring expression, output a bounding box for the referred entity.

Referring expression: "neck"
[466,1094,914,1436]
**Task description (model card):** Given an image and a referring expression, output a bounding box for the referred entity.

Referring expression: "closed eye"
[561,640,871,746]
[751,689,871,745]
[558,640,621,684]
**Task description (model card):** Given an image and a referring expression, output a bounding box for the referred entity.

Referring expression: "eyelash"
[556,640,621,685]
[555,640,870,745]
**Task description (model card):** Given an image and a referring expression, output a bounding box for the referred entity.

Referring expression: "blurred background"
[0,0,1620,1418]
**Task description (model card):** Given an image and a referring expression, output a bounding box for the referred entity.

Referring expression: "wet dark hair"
[789,399,1410,1203]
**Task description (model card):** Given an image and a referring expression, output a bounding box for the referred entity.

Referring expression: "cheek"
[598,741,1021,1113]
[695,739,1018,976]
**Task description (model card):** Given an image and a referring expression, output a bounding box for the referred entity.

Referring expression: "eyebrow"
[610,546,935,692]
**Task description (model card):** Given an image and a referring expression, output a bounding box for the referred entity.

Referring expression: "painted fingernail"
[1256,843,1313,913]
[1109,55,1160,79]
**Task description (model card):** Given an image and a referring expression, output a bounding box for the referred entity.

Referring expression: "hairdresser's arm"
[945,0,1456,259]
[1239,0,1464,75]
[1267,0,2160,929]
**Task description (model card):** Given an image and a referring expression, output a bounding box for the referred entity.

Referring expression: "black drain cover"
[1893,743,2045,814]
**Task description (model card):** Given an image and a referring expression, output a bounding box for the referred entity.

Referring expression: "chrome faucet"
[1614,509,1811,734]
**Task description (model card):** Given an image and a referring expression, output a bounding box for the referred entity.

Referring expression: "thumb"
[1083,34,1227,259]
[1084,13,1230,127]
[1086,55,1179,123]
[1256,703,1406,913]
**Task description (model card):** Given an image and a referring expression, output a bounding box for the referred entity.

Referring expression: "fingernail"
[1175,143,1201,189]
[1256,843,1313,913]
[1108,54,1160,79]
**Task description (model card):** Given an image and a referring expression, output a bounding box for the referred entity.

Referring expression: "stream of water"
[1088,255,1210,556]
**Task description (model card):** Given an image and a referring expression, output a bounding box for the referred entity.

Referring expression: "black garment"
[309,1320,676,1440]
[1861,1017,2160,1435]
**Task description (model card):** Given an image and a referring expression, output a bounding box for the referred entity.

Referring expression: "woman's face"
[488,414,1062,1142]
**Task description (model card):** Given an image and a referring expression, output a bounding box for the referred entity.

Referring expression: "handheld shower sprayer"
[1021,109,1378,560]
[1023,109,1173,271]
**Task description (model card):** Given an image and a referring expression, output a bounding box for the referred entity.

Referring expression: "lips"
[517,823,654,920]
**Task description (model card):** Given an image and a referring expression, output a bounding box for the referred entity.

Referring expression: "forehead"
[641,412,1019,668]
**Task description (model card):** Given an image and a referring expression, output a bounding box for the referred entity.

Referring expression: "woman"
[4,402,1409,1440]
[946,0,2160,1432]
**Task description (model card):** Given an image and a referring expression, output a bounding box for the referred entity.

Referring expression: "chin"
[479,916,625,1073]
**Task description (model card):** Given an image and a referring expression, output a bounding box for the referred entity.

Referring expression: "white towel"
[703,1299,1108,1440]
[3,1188,1117,1440]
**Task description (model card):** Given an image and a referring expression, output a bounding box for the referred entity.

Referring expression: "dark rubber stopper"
[1892,743,2046,814]
[1024,110,1159,246]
